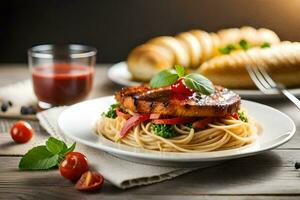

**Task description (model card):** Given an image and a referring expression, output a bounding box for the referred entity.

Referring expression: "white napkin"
[37,107,206,188]
[0,80,36,119]
[1,79,217,189]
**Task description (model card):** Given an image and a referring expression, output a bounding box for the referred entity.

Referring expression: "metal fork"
[246,65,300,110]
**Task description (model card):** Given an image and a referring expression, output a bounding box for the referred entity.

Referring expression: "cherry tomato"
[10,121,33,143]
[75,171,104,191]
[171,79,193,96]
[59,152,89,181]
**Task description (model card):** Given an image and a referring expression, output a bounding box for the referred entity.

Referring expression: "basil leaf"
[19,146,59,170]
[62,143,68,152]
[60,142,76,156]
[150,70,179,88]
[184,73,214,95]
[46,137,65,155]
[175,65,185,77]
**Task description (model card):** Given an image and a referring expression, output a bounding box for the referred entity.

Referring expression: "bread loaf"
[127,26,280,81]
[198,42,300,88]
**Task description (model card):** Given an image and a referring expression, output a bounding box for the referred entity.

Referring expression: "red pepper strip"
[152,117,198,125]
[120,114,150,138]
[116,108,132,120]
[192,117,214,130]
[231,113,239,120]
[149,113,161,119]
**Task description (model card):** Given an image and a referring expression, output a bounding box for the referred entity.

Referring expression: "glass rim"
[28,44,97,59]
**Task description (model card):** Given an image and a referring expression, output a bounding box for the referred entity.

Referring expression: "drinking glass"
[28,44,97,109]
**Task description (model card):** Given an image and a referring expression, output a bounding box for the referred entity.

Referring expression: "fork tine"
[256,66,277,88]
[245,65,269,93]
[248,64,300,111]
[252,67,273,89]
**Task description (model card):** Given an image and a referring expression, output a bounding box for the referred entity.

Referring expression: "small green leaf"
[175,65,185,77]
[150,70,179,88]
[62,143,68,152]
[19,146,59,170]
[60,142,76,156]
[238,111,248,122]
[184,73,214,95]
[261,42,271,48]
[102,103,119,118]
[46,137,65,155]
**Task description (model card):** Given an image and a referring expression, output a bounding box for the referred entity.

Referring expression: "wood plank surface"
[1,64,300,199]
[0,151,300,199]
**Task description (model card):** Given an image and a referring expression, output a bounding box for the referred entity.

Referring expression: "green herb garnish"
[19,137,76,170]
[219,39,252,54]
[150,65,214,95]
[185,123,193,128]
[219,39,271,54]
[260,42,271,48]
[238,111,248,122]
[152,124,177,138]
[149,69,179,89]
[184,73,214,95]
[175,65,185,78]
[239,39,251,50]
[219,44,238,55]
[102,103,119,118]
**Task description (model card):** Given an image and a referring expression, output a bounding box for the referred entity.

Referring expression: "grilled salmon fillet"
[115,85,241,117]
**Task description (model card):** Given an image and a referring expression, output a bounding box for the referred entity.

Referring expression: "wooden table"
[0,64,300,200]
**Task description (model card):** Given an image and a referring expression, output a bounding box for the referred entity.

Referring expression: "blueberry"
[27,106,37,114]
[20,106,29,115]
[20,105,37,115]
[295,162,300,169]
[1,103,8,112]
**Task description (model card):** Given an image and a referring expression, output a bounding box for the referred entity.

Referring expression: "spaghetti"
[94,113,258,153]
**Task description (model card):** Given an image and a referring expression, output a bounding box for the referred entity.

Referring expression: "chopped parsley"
[219,44,238,55]
[102,103,119,119]
[239,39,251,50]
[152,124,177,138]
[219,39,273,54]
[260,42,271,48]
[238,111,248,122]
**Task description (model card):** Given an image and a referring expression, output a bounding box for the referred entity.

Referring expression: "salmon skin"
[115,85,241,117]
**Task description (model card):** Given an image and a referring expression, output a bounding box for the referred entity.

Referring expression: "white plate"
[58,96,295,167]
[108,62,300,99]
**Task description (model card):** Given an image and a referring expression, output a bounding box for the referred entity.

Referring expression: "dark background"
[1,0,300,63]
